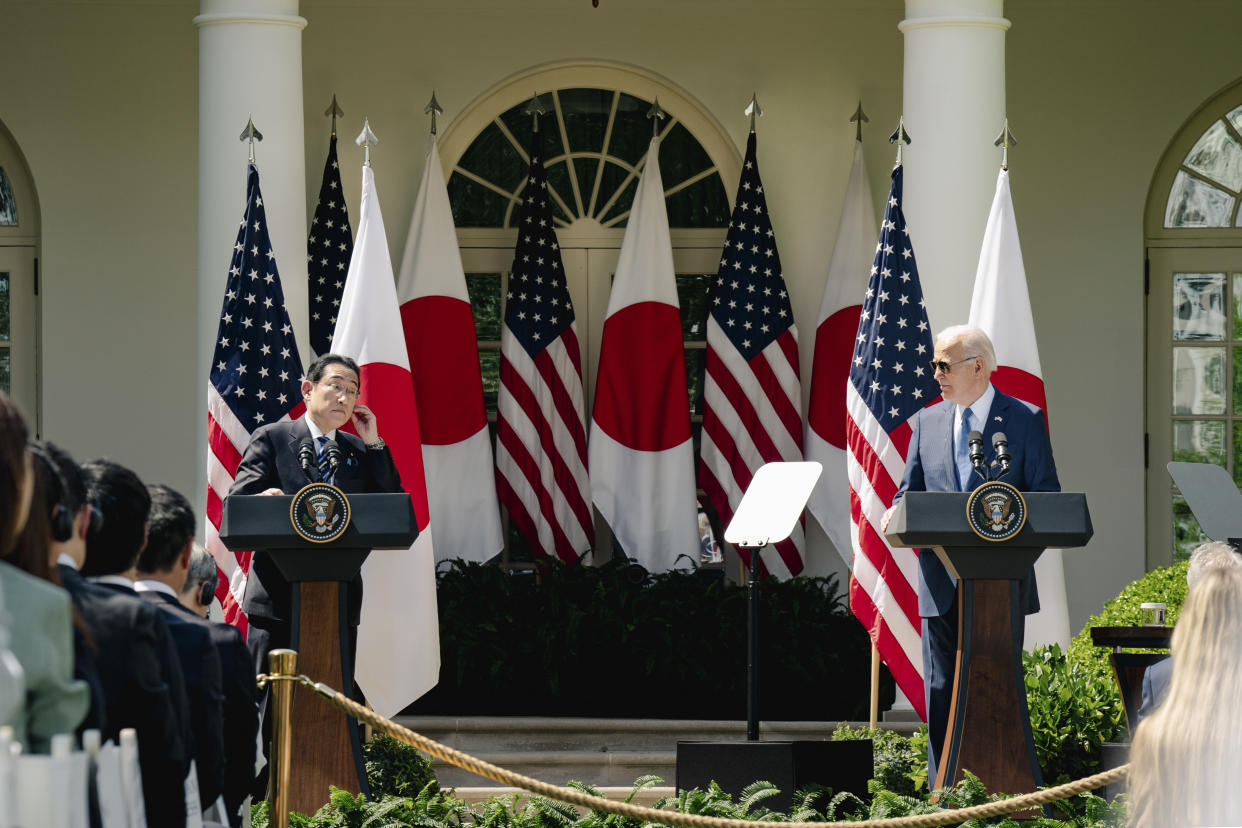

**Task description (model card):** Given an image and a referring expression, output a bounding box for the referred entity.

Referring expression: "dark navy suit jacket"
[227,416,402,624]
[1138,656,1171,723]
[893,388,1061,617]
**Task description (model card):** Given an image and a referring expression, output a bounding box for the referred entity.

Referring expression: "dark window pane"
[1234,422,1242,486]
[608,93,654,166]
[600,176,638,227]
[665,175,732,228]
[466,273,502,341]
[558,88,613,154]
[685,348,706,416]
[544,161,576,222]
[0,350,7,393]
[0,168,15,226]
[660,122,713,185]
[457,122,527,194]
[1173,491,1207,562]
[479,349,499,415]
[0,273,9,341]
[676,273,713,340]
[448,172,511,227]
[576,158,600,213]
[499,100,537,160]
[595,162,636,222]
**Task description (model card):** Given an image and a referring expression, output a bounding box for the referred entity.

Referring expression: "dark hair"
[31,441,87,518]
[8,455,55,582]
[81,460,151,576]
[139,484,196,574]
[0,392,30,558]
[306,353,361,385]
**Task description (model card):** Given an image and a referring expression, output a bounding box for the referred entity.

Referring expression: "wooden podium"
[885,491,1092,796]
[220,492,417,816]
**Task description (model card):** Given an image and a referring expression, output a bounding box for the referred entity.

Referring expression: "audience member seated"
[140,485,257,827]
[1128,566,1242,827]
[1137,540,1242,722]
[29,441,108,737]
[0,393,89,753]
[76,458,192,827]
[180,544,219,619]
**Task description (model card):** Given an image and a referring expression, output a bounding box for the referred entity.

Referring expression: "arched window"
[1146,79,1242,563]
[0,121,39,431]
[438,63,740,567]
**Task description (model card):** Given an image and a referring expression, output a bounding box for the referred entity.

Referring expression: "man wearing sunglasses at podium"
[881,325,1059,785]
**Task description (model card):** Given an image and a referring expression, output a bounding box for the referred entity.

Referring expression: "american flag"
[307,134,353,357]
[846,163,940,719]
[699,131,805,577]
[494,127,594,562]
[206,163,305,633]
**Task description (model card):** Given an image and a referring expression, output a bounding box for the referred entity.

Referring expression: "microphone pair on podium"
[968,431,1011,484]
[297,437,341,483]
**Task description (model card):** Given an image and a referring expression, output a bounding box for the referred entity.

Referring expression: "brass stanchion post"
[268,649,298,828]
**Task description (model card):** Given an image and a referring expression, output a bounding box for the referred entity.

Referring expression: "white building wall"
[2,0,1240,632]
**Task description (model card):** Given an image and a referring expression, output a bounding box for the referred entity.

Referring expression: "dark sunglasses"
[930,355,980,374]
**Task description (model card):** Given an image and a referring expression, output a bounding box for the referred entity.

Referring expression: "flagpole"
[869,645,880,729]
[325,94,344,139]
[851,101,869,143]
[745,93,762,134]
[889,116,911,166]
[355,118,378,168]
[424,93,443,137]
[239,116,263,164]
[994,118,1017,171]
[647,98,666,138]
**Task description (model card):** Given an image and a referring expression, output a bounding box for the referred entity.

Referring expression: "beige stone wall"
[4,0,1242,631]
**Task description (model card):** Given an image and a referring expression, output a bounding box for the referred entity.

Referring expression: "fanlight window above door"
[446,87,730,230]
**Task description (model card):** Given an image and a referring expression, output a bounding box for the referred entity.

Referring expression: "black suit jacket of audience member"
[70,619,107,739]
[138,589,228,813]
[227,417,403,625]
[59,564,192,828]
[142,589,257,825]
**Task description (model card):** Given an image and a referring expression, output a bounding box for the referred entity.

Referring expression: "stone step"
[391,717,920,791]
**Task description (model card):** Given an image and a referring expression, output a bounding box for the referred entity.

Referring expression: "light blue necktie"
[956,408,973,491]
[316,435,334,485]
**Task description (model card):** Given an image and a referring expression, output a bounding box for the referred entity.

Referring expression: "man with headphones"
[137,485,257,828]
[180,545,219,619]
[30,441,107,738]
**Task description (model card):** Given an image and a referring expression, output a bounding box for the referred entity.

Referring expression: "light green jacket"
[0,560,89,753]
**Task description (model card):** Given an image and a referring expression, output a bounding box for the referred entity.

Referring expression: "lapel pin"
[994,415,1003,422]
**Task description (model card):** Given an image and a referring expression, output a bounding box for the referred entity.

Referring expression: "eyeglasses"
[319,380,360,400]
[930,355,981,375]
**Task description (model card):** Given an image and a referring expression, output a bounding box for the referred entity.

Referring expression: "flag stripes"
[698,131,805,578]
[496,126,594,562]
[205,163,305,637]
[845,162,940,720]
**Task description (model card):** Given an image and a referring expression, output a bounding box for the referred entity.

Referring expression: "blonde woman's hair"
[1128,566,1242,827]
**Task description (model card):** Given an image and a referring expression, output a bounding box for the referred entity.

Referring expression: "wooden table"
[1089,626,1173,733]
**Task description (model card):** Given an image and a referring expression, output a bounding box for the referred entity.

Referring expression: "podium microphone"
[297,439,318,482]
[992,432,1011,477]
[968,430,987,480]
[325,439,343,476]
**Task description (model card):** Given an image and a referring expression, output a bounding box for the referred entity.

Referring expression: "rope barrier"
[258,673,1129,828]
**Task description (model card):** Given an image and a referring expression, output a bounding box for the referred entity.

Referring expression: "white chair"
[116,730,146,828]
[10,732,89,828]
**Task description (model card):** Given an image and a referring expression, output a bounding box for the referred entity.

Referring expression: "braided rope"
[263,674,1129,828]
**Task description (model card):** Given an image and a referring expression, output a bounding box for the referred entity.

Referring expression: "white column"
[194,0,308,509]
[899,0,1009,334]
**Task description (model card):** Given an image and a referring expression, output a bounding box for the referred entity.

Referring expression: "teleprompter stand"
[885,492,1092,797]
[677,464,875,811]
[220,492,417,817]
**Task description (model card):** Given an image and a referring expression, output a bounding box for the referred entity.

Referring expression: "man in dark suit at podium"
[227,353,402,678]
[882,325,1059,784]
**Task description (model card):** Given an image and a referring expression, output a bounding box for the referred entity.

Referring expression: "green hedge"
[406,559,893,720]
[1022,560,1190,783]
[254,731,1129,828]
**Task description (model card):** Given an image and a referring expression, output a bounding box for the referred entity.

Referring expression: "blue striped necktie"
[316,435,334,485]
[956,409,973,491]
